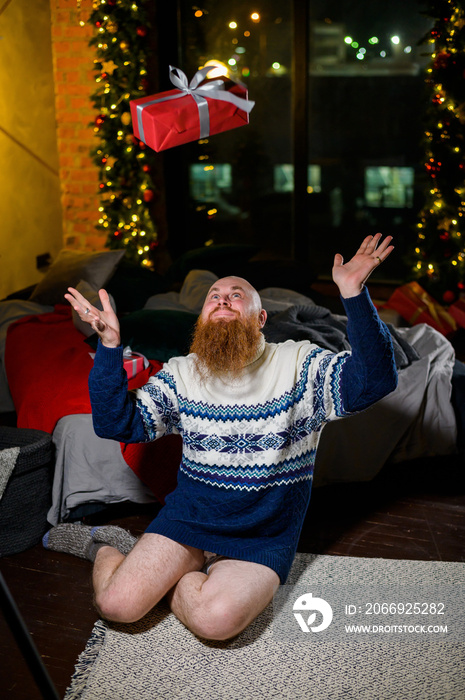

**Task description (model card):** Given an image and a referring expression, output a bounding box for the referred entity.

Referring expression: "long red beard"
[189,313,262,379]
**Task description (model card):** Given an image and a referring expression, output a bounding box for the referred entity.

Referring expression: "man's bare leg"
[92,532,205,623]
[167,558,280,641]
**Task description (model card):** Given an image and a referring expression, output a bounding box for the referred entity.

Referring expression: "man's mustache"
[208,308,240,321]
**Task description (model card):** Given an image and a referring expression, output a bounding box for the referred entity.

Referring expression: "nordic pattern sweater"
[89,287,397,582]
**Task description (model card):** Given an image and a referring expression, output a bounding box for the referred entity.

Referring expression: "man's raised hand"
[332,233,394,299]
[64,287,121,348]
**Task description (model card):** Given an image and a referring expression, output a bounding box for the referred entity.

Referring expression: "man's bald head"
[200,276,266,328]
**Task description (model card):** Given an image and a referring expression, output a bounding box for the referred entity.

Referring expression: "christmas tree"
[87,0,158,268]
[413,0,465,303]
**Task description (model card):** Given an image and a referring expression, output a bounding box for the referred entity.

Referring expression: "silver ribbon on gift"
[136,65,255,144]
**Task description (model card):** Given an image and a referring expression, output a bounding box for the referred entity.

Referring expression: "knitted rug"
[65,554,465,700]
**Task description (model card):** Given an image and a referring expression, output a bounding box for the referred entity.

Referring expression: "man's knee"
[189,594,252,641]
[94,587,150,624]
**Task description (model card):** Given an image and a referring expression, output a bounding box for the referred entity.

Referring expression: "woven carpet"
[65,554,465,700]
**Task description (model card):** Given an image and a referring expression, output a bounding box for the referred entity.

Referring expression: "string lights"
[87,0,158,268]
[413,0,465,302]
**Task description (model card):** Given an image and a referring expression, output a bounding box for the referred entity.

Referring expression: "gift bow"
[122,346,149,369]
[136,65,255,144]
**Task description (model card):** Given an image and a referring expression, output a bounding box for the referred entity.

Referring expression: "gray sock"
[86,540,115,562]
[91,525,137,556]
[42,523,94,559]
[43,523,137,561]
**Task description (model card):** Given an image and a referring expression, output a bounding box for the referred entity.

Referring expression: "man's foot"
[42,523,137,561]
[92,524,137,555]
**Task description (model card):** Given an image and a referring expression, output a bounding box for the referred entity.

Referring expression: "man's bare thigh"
[204,556,280,604]
[98,532,205,609]
[168,555,280,639]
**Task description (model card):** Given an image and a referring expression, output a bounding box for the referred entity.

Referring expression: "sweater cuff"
[94,339,124,370]
[340,286,377,320]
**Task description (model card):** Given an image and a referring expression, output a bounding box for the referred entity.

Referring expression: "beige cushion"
[179,269,218,313]
[29,249,125,307]
[71,279,116,337]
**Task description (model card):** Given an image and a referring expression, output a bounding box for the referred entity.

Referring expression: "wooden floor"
[1,448,464,699]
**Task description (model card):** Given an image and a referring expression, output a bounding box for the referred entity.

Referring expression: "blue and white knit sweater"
[89,287,397,582]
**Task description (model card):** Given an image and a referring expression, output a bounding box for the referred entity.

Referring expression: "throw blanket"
[4,307,180,503]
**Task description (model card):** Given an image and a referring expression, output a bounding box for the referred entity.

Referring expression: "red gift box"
[130,65,255,152]
[449,298,465,328]
[385,281,457,337]
[122,348,148,379]
[123,354,145,379]
[90,349,148,379]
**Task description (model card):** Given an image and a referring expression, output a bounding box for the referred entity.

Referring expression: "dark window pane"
[178,1,293,256]
[307,0,432,277]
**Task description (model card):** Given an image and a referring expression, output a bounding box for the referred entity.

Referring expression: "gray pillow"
[71,279,116,337]
[29,249,125,306]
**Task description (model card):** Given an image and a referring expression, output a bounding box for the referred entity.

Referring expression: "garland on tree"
[413,0,465,303]
[87,0,158,268]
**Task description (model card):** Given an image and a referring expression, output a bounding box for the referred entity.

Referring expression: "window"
[365,166,414,208]
[273,165,321,193]
[165,0,432,276]
[189,164,232,202]
[177,0,293,254]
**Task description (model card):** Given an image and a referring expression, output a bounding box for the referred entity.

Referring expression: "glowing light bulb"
[203,60,229,78]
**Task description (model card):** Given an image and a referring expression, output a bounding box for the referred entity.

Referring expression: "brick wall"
[49,0,103,251]
[48,0,171,270]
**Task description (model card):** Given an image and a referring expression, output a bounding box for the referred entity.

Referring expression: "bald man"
[48,234,397,641]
